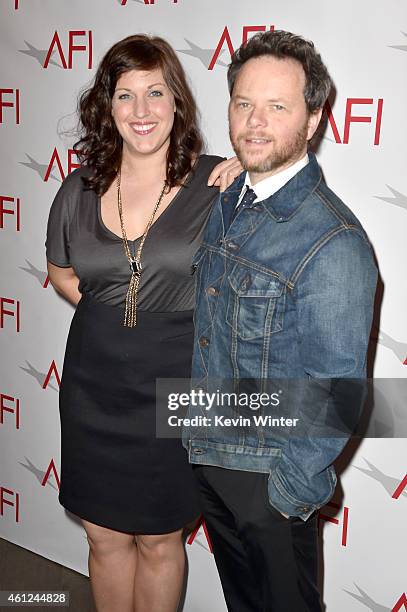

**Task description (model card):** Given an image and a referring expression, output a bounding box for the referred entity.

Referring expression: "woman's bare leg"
[133,529,185,612]
[82,519,137,612]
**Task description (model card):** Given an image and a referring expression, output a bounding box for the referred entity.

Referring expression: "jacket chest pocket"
[226,267,285,340]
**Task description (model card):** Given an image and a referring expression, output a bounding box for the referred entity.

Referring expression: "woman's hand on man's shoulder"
[207,156,243,192]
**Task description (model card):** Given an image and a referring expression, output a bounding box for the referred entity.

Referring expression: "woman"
[46,34,239,612]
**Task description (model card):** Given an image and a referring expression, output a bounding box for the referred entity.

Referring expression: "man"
[184,31,377,611]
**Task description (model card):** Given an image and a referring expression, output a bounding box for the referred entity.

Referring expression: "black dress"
[46,155,222,534]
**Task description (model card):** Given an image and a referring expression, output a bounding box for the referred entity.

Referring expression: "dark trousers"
[193,465,322,612]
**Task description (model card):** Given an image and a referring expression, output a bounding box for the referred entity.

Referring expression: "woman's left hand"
[207,156,244,192]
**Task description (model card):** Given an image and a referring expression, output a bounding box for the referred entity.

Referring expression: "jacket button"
[298,506,310,513]
[206,286,218,296]
[227,241,239,251]
[199,336,210,347]
[223,196,229,202]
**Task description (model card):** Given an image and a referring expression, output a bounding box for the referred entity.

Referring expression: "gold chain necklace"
[116,169,166,327]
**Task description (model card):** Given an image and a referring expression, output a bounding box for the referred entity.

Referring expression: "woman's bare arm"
[47,262,82,306]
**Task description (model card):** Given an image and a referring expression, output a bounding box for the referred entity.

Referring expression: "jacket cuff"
[268,468,317,522]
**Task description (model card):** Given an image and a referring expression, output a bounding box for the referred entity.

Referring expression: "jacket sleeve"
[268,228,378,520]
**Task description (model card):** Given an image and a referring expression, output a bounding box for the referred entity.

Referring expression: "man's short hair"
[227,30,332,114]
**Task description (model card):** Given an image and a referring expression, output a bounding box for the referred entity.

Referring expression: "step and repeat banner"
[1,1,406,610]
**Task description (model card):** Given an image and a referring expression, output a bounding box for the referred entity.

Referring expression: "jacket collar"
[221,151,322,223]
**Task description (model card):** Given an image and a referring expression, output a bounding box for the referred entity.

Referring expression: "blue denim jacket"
[184,152,378,520]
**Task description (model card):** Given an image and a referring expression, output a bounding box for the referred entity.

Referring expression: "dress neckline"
[97,157,200,243]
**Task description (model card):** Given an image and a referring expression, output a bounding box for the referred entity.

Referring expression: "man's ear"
[307,108,323,141]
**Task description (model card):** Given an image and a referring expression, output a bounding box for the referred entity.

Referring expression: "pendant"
[130,259,142,275]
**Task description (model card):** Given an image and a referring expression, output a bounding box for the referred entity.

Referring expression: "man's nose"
[247,106,267,129]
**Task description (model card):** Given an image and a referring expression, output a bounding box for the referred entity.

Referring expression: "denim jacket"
[184,152,377,520]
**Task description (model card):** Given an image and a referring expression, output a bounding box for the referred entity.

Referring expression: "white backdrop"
[0,1,406,610]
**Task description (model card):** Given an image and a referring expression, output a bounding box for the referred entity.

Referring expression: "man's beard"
[230,121,309,174]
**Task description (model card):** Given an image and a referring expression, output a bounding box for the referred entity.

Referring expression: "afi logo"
[0,88,20,124]
[345,585,407,611]
[20,260,49,288]
[0,393,20,430]
[0,297,21,332]
[43,31,93,69]
[209,25,275,70]
[375,185,407,213]
[354,458,407,498]
[187,515,213,553]
[41,459,60,489]
[318,501,349,546]
[324,98,384,146]
[378,330,407,365]
[0,196,21,231]
[42,360,61,389]
[44,147,80,182]
[393,594,407,611]
[393,474,407,499]
[0,486,20,523]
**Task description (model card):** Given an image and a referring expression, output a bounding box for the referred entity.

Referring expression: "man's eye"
[273,104,284,111]
[238,102,250,108]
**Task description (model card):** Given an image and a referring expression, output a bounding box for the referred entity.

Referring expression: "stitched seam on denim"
[204,270,224,327]
[262,303,273,379]
[315,187,350,225]
[209,250,232,332]
[197,341,208,377]
[203,244,293,289]
[223,182,245,196]
[227,292,279,341]
[289,226,350,286]
[190,440,282,455]
[195,253,210,377]
[264,172,323,222]
[192,247,206,266]
[259,319,272,447]
[224,229,253,241]
[224,209,270,244]
[271,468,309,507]
[230,294,239,381]
[272,465,336,508]
[229,299,246,446]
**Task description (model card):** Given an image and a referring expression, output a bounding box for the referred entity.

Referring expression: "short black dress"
[46,155,222,534]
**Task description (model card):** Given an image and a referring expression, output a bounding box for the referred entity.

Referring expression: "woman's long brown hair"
[74,34,203,195]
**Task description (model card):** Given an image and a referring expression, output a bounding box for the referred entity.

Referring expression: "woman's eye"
[149,90,163,97]
[117,93,130,100]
